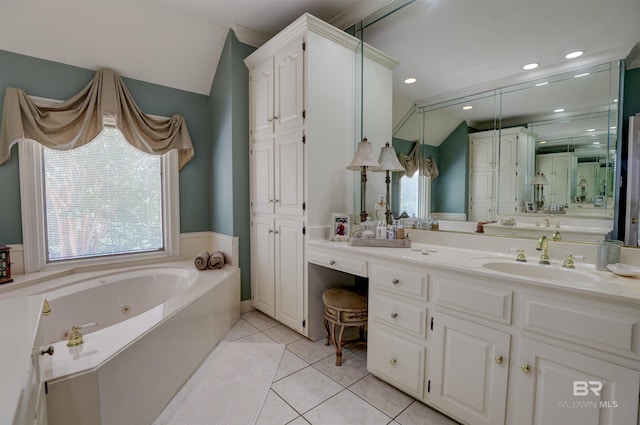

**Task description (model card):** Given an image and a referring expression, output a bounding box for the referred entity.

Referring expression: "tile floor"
[222,309,460,425]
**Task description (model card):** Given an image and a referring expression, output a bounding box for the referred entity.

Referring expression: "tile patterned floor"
[221,310,460,425]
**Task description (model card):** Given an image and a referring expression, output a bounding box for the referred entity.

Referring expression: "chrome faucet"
[536,235,550,265]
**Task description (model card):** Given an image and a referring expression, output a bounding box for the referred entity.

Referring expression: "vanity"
[307,234,640,425]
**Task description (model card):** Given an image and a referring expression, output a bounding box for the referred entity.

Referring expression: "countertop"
[308,239,640,304]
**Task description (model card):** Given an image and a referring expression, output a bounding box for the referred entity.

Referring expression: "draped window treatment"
[0,68,194,169]
[397,141,439,180]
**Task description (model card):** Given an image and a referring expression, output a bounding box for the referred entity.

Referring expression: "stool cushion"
[322,288,367,310]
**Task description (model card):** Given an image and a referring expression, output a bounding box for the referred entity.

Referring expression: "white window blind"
[43,127,163,261]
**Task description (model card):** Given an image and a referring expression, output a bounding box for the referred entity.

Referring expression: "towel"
[194,251,210,270]
[208,251,225,270]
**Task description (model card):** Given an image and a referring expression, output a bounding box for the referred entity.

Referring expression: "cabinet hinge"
[430,317,434,331]
[302,202,306,211]
[302,41,306,51]
[303,226,306,235]
[302,135,306,144]
[427,380,431,393]
[302,109,306,119]
[44,381,48,395]
[303,319,306,328]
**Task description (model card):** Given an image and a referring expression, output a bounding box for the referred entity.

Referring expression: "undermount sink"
[477,259,602,283]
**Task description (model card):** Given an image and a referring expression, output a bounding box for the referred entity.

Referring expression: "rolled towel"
[208,251,225,270]
[194,251,210,270]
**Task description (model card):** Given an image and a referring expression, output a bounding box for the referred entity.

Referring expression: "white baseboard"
[241,300,254,314]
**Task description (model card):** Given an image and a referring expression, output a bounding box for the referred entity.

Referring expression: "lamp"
[373,142,405,224]
[347,138,381,222]
[531,173,550,210]
[578,178,588,201]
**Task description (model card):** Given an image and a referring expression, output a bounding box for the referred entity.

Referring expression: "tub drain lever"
[67,322,97,347]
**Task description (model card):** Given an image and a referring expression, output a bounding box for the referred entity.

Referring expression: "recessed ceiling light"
[587,128,596,132]
[614,99,618,102]
[523,63,539,70]
[554,108,565,113]
[593,141,600,145]
[565,50,584,59]
[574,72,590,78]
[404,77,417,84]
[610,126,617,130]
[535,82,549,87]
[539,141,547,144]
[462,105,473,110]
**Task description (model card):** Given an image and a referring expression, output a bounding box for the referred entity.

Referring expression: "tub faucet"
[67,322,97,347]
[536,235,550,265]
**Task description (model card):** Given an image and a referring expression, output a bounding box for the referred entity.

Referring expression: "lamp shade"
[579,178,588,187]
[347,138,381,170]
[531,173,550,185]
[374,142,405,172]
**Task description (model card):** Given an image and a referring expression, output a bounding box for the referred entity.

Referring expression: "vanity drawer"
[307,250,367,277]
[368,327,425,398]
[522,294,640,359]
[432,273,513,324]
[370,293,427,339]
[373,265,428,301]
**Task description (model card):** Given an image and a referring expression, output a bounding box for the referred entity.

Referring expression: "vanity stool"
[322,287,368,366]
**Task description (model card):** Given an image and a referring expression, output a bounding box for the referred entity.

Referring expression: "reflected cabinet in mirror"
[390,61,619,242]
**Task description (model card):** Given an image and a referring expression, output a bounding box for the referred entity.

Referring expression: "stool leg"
[335,325,346,366]
[323,317,330,346]
[359,325,366,341]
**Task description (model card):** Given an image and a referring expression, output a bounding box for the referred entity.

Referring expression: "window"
[44,128,163,261]
[19,127,180,272]
[399,170,430,217]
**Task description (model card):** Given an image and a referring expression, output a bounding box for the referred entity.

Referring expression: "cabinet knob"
[389,358,397,366]
[495,355,503,364]
[521,364,532,374]
[273,199,280,203]
[390,312,398,319]
[329,260,336,265]
[40,346,54,356]
[268,229,274,233]
[267,117,273,122]
[391,278,399,285]
[273,115,279,120]
[273,230,279,235]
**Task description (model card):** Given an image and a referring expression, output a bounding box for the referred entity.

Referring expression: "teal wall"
[210,31,255,300]
[432,121,470,214]
[0,50,211,245]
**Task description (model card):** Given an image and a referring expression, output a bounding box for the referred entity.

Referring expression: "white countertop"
[308,239,640,304]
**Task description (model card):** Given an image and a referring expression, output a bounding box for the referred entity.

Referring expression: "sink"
[477,260,602,283]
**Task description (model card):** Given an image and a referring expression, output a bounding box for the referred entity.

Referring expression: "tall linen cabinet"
[245,14,396,337]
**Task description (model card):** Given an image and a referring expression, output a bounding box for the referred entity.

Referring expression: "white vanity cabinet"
[367,261,429,399]
[246,14,396,338]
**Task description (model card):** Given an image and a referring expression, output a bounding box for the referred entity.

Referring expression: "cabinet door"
[250,59,274,140]
[552,155,571,205]
[275,130,304,216]
[498,133,519,215]
[470,135,496,221]
[429,312,510,425]
[251,138,275,214]
[511,338,639,425]
[274,38,304,134]
[274,218,304,332]
[251,216,275,316]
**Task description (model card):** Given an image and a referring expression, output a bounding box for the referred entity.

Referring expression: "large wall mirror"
[388,61,619,242]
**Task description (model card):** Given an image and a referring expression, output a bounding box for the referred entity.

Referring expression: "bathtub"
[36,261,240,425]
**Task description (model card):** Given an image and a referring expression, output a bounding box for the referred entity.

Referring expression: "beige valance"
[0,68,194,169]
[398,141,439,180]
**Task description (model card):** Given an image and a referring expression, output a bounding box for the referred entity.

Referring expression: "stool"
[322,287,368,366]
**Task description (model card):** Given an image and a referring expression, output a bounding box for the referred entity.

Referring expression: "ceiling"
[1,0,639,128]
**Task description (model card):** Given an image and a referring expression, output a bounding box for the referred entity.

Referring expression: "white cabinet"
[510,338,639,425]
[469,127,535,221]
[536,152,572,206]
[250,38,304,141]
[250,130,304,216]
[246,14,396,338]
[428,312,510,425]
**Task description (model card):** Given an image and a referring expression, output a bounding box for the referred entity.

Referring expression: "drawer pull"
[389,358,397,366]
[495,355,503,364]
[392,278,399,285]
[521,364,532,374]
[390,312,398,319]
[329,260,336,265]
[40,346,54,356]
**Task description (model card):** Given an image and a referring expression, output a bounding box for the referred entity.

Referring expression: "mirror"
[388,61,619,242]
